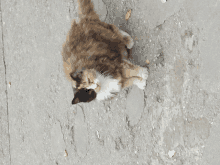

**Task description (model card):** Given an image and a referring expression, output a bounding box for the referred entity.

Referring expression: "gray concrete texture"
[0,0,220,164]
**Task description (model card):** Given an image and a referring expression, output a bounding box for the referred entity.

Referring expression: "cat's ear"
[72,96,80,104]
[71,89,82,104]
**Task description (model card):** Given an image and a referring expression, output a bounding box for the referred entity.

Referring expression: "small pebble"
[168,150,175,158]
[125,9,132,20]
[8,82,11,88]
[64,150,68,157]
[145,59,150,64]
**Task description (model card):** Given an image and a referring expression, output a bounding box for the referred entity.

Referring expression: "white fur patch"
[87,83,97,89]
[95,73,121,101]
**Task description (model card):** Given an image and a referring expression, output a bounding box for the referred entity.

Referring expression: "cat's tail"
[77,0,97,18]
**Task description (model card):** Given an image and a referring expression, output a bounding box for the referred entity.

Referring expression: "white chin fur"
[95,73,121,101]
[87,83,97,89]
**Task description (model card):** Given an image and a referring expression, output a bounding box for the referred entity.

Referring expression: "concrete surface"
[0,0,220,164]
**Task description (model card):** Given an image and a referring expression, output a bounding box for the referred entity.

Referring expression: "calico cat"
[62,0,148,104]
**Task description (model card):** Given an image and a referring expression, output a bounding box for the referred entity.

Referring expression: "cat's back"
[68,17,125,58]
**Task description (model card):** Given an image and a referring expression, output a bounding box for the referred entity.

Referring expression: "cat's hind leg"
[121,59,148,89]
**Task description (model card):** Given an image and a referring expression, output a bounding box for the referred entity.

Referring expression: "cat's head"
[70,68,99,104]
[70,67,121,104]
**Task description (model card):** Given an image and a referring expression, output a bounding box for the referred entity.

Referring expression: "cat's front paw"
[134,67,148,90]
[133,78,147,90]
[138,67,148,81]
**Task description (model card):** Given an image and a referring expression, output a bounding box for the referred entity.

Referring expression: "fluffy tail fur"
[77,0,96,17]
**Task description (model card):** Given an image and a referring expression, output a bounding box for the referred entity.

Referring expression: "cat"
[62,0,148,104]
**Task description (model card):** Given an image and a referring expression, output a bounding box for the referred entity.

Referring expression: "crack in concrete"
[0,1,11,164]
[57,119,67,148]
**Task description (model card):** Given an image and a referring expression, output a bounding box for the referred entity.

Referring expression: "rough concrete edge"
[0,1,11,164]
